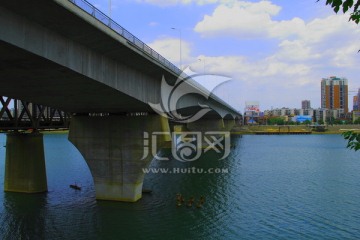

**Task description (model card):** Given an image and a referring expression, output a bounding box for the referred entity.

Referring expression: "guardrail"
[67,0,240,115]
[68,0,182,76]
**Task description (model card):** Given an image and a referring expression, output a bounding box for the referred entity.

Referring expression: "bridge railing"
[68,0,182,76]
[68,0,240,116]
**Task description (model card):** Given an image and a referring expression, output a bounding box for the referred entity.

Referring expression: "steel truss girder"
[0,96,70,130]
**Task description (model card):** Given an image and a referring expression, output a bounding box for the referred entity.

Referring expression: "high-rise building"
[321,76,348,113]
[301,100,311,109]
[353,95,359,111]
[354,88,360,111]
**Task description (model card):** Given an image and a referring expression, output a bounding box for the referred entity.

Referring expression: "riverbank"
[231,125,360,135]
[1,126,359,135]
[40,129,69,134]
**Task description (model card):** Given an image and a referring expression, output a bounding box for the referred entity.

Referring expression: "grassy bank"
[231,125,360,135]
[40,129,69,134]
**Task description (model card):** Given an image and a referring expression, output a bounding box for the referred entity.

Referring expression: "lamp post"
[198,58,205,75]
[109,0,112,18]
[171,27,182,70]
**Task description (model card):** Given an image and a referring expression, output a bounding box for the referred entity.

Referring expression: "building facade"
[321,76,348,113]
[354,88,360,111]
[353,95,358,111]
[263,107,348,123]
[301,100,311,109]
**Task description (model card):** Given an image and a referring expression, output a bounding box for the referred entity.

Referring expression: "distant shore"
[231,125,360,135]
[2,126,360,136]
[40,129,69,134]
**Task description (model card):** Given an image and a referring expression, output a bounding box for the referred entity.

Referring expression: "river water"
[0,133,360,239]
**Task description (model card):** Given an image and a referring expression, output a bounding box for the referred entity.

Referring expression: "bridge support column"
[173,124,188,133]
[224,119,236,131]
[68,115,170,202]
[187,118,235,132]
[185,118,233,159]
[4,132,47,193]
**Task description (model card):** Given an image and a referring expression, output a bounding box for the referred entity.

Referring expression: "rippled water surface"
[1,133,360,239]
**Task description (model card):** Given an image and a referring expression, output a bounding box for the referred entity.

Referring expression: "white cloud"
[275,40,320,61]
[299,15,359,43]
[268,18,306,39]
[273,14,360,68]
[148,21,159,27]
[194,1,281,38]
[331,43,360,68]
[186,54,318,110]
[193,0,360,42]
[192,1,360,75]
[135,0,232,6]
[147,37,193,66]
[189,55,310,82]
[136,0,191,6]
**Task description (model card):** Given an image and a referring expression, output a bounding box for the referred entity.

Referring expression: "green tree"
[317,119,324,125]
[343,131,360,151]
[332,118,343,124]
[287,121,296,125]
[354,117,360,124]
[268,117,285,125]
[318,0,360,24]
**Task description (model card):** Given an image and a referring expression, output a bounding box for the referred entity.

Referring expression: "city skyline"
[89,0,360,112]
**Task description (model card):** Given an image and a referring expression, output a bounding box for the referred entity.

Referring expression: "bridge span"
[0,0,241,201]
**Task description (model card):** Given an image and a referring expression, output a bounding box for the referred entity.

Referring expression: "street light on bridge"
[198,57,205,75]
[109,0,112,18]
[171,27,182,70]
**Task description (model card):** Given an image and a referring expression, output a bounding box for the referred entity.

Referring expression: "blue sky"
[88,0,360,112]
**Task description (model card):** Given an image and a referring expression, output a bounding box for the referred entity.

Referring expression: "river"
[0,133,360,239]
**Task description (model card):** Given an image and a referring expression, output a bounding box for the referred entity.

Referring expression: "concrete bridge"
[0,0,241,202]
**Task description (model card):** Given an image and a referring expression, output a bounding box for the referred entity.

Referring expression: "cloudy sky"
[88,0,360,112]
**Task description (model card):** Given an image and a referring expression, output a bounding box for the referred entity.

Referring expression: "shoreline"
[231,125,360,135]
[1,127,359,136]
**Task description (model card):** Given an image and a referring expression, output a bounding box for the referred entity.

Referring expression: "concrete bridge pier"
[224,119,236,131]
[186,118,235,132]
[68,115,170,202]
[185,118,234,156]
[4,132,48,193]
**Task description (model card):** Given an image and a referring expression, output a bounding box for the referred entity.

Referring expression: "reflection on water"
[1,193,47,239]
[0,134,360,239]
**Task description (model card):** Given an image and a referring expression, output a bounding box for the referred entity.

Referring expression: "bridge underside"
[0,0,241,202]
[0,40,148,113]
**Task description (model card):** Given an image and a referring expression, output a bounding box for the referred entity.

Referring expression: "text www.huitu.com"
[142,167,229,174]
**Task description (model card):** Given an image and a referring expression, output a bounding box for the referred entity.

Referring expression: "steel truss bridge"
[0,96,70,130]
